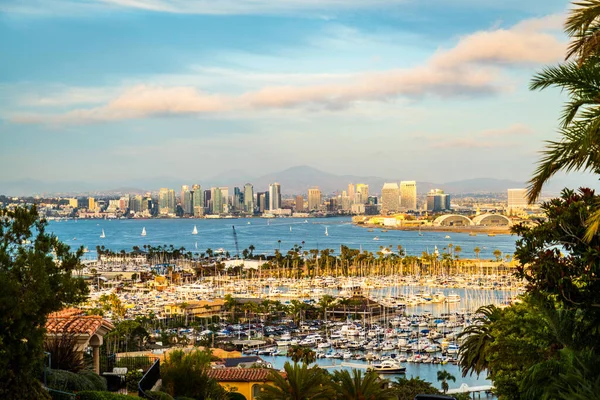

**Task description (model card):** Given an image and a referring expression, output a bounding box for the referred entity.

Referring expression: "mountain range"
[1,165,593,197]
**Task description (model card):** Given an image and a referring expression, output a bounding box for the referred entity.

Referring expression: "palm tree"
[473,246,481,260]
[256,361,334,400]
[286,345,316,365]
[436,370,455,394]
[457,304,503,377]
[493,249,502,262]
[565,0,600,64]
[331,369,396,400]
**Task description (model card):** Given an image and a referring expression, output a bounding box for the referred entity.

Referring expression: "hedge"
[75,391,139,400]
[147,391,175,400]
[47,369,106,393]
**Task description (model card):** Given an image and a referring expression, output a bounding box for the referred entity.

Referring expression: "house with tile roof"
[45,308,114,374]
[207,368,282,400]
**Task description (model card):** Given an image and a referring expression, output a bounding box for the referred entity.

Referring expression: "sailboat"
[325,227,329,236]
[192,225,198,235]
[195,242,198,249]
[290,226,292,232]
[418,226,423,236]
[141,227,147,236]
[100,229,105,239]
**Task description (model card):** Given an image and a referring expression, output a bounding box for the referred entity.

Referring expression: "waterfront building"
[69,198,78,208]
[400,181,417,211]
[212,187,223,215]
[348,183,355,203]
[219,187,230,208]
[268,183,281,211]
[130,195,143,213]
[508,188,529,212]
[204,189,211,212]
[159,188,169,214]
[192,184,204,216]
[341,190,352,211]
[233,187,243,211]
[181,185,193,215]
[308,187,322,211]
[257,192,266,213]
[295,195,304,212]
[381,183,400,214]
[88,197,95,211]
[244,183,254,213]
[427,189,450,212]
[356,184,369,204]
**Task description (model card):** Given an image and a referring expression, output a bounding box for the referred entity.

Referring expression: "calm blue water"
[48,217,517,259]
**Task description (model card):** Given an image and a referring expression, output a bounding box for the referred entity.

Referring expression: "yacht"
[446,292,461,303]
[445,235,451,239]
[369,360,406,374]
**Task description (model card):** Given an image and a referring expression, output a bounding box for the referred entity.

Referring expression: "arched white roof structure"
[472,213,511,226]
[433,214,473,226]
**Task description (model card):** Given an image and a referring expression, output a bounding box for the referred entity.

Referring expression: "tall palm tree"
[256,362,334,400]
[457,304,503,377]
[436,370,456,394]
[286,345,316,365]
[331,369,396,400]
[565,0,600,63]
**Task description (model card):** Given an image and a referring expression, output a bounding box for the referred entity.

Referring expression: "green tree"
[436,370,455,394]
[330,369,395,400]
[0,206,88,399]
[256,361,334,400]
[392,376,441,400]
[458,304,502,377]
[286,345,316,365]
[161,349,227,400]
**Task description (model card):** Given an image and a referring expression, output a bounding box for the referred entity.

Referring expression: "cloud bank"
[10,15,566,126]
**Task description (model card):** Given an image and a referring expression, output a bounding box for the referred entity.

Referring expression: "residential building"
[356,184,369,204]
[308,187,322,211]
[508,188,529,211]
[207,369,282,400]
[212,187,223,214]
[268,183,281,210]
[347,183,355,203]
[192,184,204,216]
[381,183,400,214]
[181,185,193,215]
[244,183,254,213]
[295,195,304,212]
[400,181,417,211]
[427,189,450,212]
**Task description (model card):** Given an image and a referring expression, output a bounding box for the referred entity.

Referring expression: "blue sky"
[1,0,595,191]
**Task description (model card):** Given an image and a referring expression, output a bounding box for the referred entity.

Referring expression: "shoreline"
[354,222,513,235]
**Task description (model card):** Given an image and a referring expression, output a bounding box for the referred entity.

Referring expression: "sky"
[0,0,596,192]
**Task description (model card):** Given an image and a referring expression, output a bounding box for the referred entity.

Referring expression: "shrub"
[78,370,108,391]
[76,391,139,400]
[148,391,175,400]
[125,369,143,393]
[44,331,86,372]
[47,369,96,393]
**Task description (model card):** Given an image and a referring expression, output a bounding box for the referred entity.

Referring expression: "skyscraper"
[192,184,203,216]
[159,188,170,215]
[381,183,400,214]
[295,195,304,212]
[181,185,193,215]
[168,189,176,214]
[88,197,96,211]
[400,181,417,211]
[257,192,266,213]
[347,183,355,204]
[212,187,223,214]
[203,189,211,212]
[269,183,281,210]
[356,184,369,204]
[308,187,322,211]
[244,183,254,213]
[508,188,529,211]
[427,189,450,212]
[233,187,243,211]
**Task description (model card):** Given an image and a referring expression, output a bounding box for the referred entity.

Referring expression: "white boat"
[325,227,329,236]
[369,360,406,374]
[418,227,423,236]
[446,292,461,303]
[247,221,251,225]
[445,235,451,239]
[100,229,105,239]
[373,236,379,241]
[192,225,198,235]
[290,226,292,232]
[141,227,147,236]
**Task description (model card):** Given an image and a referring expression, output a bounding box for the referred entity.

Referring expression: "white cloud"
[8,14,566,125]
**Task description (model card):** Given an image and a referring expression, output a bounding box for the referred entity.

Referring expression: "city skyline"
[4,0,599,190]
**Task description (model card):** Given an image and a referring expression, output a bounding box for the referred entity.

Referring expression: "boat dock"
[447,383,494,397]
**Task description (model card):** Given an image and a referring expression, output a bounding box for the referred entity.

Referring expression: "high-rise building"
[244,183,254,213]
[203,189,211,212]
[129,195,143,213]
[192,184,203,216]
[308,187,322,211]
[347,184,355,204]
[181,185,193,215]
[257,192,267,212]
[427,189,450,212]
[295,195,304,212]
[356,184,369,204]
[159,188,170,214]
[212,187,223,214]
[269,183,281,210]
[381,183,400,214]
[341,190,352,211]
[88,197,95,211]
[400,181,417,211]
[508,188,529,211]
[219,187,229,208]
[233,187,243,211]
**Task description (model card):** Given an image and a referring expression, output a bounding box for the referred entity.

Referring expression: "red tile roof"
[45,308,114,336]
[208,368,277,382]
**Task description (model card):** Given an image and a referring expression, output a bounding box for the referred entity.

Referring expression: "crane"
[232,225,240,259]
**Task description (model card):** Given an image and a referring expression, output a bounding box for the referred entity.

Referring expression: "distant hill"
[4,165,593,197]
